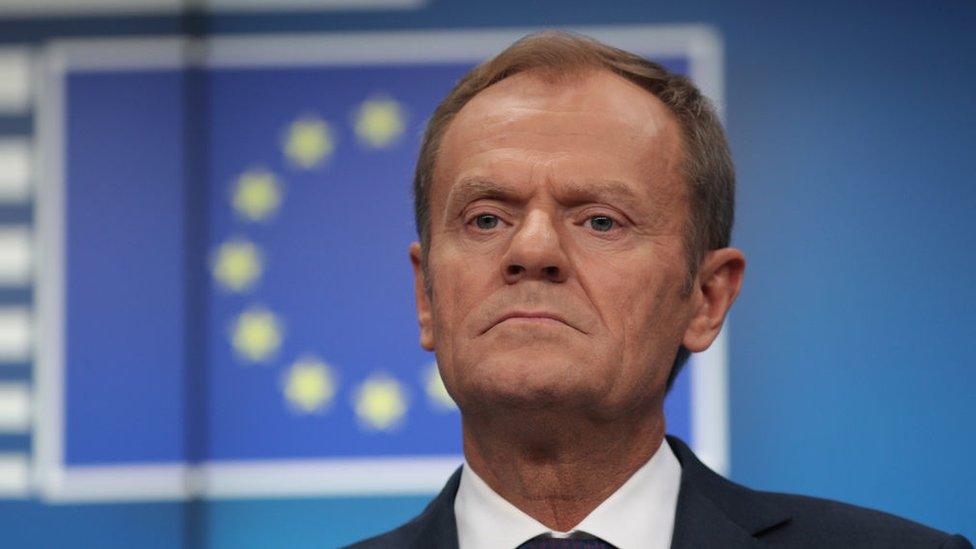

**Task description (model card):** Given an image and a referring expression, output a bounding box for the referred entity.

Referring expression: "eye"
[587,215,615,232]
[474,214,500,230]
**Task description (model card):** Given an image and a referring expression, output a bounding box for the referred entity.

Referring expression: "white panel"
[0,453,29,497]
[206,0,424,10]
[40,463,188,502]
[0,227,32,287]
[0,383,30,433]
[0,49,31,114]
[40,456,460,501]
[201,455,461,497]
[33,43,66,500]
[0,139,31,204]
[691,325,729,476]
[0,0,179,16]
[0,307,31,362]
[0,0,421,16]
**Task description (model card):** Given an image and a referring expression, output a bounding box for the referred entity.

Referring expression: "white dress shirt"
[454,440,682,549]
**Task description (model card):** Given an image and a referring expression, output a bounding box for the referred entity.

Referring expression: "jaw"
[460,396,667,474]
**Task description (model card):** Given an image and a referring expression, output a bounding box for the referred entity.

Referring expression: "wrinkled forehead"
[431,69,686,210]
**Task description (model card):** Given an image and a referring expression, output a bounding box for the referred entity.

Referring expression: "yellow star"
[212,239,262,292]
[231,307,282,363]
[355,374,407,431]
[283,116,335,169]
[283,356,336,413]
[424,362,456,410]
[233,169,281,222]
[354,96,406,149]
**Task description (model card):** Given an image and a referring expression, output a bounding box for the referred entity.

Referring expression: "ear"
[409,242,436,351]
[682,247,746,352]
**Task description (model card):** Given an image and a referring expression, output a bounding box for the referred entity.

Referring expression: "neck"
[461,409,665,532]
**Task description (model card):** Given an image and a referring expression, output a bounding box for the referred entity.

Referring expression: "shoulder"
[666,436,971,548]
[341,467,463,549]
[752,489,972,548]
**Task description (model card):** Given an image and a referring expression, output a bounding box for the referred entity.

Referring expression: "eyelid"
[579,208,629,227]
[464,208,504,221]
[463,208,511,229]
[460,205,630,231]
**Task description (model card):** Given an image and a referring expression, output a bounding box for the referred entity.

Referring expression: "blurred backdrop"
[0,1,973,548]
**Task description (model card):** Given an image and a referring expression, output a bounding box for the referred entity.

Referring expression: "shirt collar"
[454,439,682,549]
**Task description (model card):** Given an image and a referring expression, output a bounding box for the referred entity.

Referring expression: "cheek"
[587,251,688,364]
[427,249,495,347]
[579,245,674,320]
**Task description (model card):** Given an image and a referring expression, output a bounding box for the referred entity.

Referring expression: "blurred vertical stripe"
[0,452,28,497]
[0,48,31,115]
[0,382,30,432]
[0,227,31,286]
[0,307,30,362]
[0,139,31,203]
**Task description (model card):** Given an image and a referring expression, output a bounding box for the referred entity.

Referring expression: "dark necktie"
[517,534,614,548]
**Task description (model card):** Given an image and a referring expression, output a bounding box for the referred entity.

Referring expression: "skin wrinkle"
[569,230,606,336]
[409,68,744,531]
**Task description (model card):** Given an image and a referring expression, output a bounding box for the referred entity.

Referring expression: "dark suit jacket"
[345,436,972,548]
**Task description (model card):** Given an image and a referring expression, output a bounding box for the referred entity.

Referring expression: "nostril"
[507,265,524,276]
[544,266,559,278]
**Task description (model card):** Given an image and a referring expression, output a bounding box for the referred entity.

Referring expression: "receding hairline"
[430,65,688,211]
[444,64,682,128]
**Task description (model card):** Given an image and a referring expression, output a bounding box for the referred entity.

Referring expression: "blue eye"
[474,214,500,230]
[588,215,615,232]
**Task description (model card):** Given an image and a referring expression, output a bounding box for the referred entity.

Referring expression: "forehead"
[432,69,684,208]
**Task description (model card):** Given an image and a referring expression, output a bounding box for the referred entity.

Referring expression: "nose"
[502,209,569,284]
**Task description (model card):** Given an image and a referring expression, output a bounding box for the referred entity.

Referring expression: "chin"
[452,350,600,412]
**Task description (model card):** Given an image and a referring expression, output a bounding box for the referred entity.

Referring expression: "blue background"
[0,0,972,547]
[205,63,483,460]
[60,60,691,467]
[65,71,189,465]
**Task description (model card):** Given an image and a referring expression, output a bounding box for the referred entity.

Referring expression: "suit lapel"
[407,467,462,549]
[667,436,790,549]
[669,478,764,548]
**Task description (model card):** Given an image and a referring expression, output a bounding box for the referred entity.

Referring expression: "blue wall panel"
[65,71,187,465]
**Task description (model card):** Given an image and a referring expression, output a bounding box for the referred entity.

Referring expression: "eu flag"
[35,29,719,500]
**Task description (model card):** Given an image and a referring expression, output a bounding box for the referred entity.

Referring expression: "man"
[347,31,971,549]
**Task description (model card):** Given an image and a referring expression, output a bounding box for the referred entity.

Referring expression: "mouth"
[482,311,582,335]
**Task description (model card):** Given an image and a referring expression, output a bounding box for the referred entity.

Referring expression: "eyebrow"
[443,177,648,218]
[558,179,644,210]
[444,178,525,215]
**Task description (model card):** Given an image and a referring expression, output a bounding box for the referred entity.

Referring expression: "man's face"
[413,69,697,421]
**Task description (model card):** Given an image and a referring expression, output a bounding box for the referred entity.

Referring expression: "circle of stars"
[210,95,450,432]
